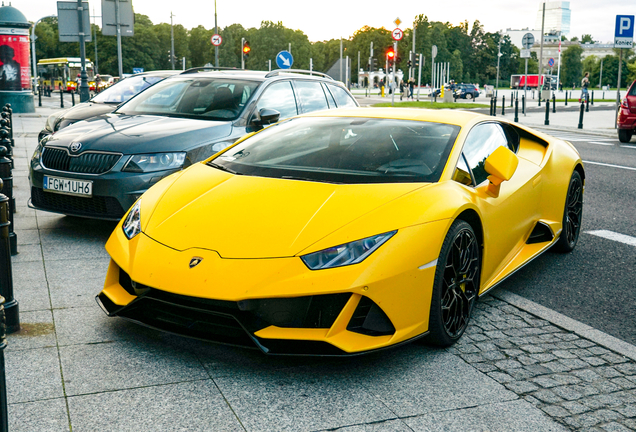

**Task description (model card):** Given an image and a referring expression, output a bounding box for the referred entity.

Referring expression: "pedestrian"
[559,81,563,92]
[581,72,590,102]
[409,77,415,100]
[399,80,405,100]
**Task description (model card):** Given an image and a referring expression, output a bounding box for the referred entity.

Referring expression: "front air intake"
[347,296,395,336]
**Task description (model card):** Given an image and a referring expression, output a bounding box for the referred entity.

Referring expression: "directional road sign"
[211,34,223,46]
[615,15,635,48]
[392,28,403,41]
[548,58,555,67]
[132,68,144,74]
[520,49,531,58]
[522,32,535,49]
[276,50,294,69]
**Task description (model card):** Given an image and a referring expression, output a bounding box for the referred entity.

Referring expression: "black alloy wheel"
[553,170,583,253]
[425,220,480,347]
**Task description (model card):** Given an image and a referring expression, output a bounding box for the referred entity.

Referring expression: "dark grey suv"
[29,68,358,219]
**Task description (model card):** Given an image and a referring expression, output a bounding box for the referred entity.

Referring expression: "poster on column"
[0,28,30,91]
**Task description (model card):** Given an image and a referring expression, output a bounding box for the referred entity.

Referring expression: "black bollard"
[0,182,18,334]
[586,97,590,113]
[71,90,75,106]
[0,295,7,432]
[60,88,64,109]
[591,91,594,105]
[545,97,550,125]
[2,106,12,149]
[0,125,15,256]
[522,95,526,114]
[502,96,505,115]
[565,91,568,106]
[38,87,42,107]
[510,93,514,107]
[493,97,497,117]
[552,94,556,113]
[578,102,585,129]
[514,97,519,122]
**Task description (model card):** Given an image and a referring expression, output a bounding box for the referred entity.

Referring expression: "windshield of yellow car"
[116,77,260,121]
[210,117,460,184]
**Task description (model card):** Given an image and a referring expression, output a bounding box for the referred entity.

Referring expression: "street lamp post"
[30,15,56,94]
[496,33,502,95]
[170,12,175,70]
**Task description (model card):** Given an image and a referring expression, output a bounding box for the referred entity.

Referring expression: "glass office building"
[535,1,571,37]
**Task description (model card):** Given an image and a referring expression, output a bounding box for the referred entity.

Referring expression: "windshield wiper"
[208,162,241,175]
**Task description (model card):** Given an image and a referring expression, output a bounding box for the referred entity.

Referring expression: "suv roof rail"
[265,69,334,80]
[181,66,241,74]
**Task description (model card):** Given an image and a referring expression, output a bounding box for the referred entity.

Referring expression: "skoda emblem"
[70,142,82,153]
[189,257,203,268]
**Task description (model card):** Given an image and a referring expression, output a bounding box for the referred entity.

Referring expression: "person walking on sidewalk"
[581,72,590,102]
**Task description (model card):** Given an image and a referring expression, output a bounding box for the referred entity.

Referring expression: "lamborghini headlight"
[122,201,141,240]
[301,231,397,270]
[122,152,186,173]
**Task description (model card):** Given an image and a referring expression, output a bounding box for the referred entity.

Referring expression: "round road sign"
[211,34,223,46]
[522,32,535,49]
[392,28,403,41]
[548,58,555,67]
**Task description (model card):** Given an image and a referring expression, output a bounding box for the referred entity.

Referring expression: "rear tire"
[466,93,473,100]
[425,220,480,347]
[553,170,583,253]
[618,129,633,143]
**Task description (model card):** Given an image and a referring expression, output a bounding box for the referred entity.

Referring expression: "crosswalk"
[530,128,636,148]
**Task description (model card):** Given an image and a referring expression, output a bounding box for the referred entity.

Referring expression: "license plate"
[43,176,92,197]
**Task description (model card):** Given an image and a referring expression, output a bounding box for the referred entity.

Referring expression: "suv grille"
[42,147,121,174]
[31,187,125,219]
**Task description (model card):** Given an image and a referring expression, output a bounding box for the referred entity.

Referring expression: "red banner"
[0,33,31,91]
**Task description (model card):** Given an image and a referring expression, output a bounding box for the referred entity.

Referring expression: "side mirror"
[252,108,280,128]
[484,146,518,197]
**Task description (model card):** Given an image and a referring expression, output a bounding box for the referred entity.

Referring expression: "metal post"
[170,11,175,70]
[538,2,546,108]
[565,91,568,106]
[339,39,343,83]
[552,94,556,113]
[616,48,623,130]
[38,87,42,107]
[71,90,75,106]
[0,158,18,334]
[115,0,123,78]
[417,54,422,101]
[496,35,501,91]
[522,94,526,115]
[578,102,584,129]
[214,0,218,68]
[591,91,594,105]
[544,97,550,125]
[241,37,245,70]
[60,87,64,108]
[76,0,90,102]
[599,59,603,89]
[514,96,519,122]
[493,96,497,117]
[309,58,312,75]
[92,7,98,74]
[502,95,505,115]
[0,294,7,432]
[586,97,589,113]
[0,118,15,257]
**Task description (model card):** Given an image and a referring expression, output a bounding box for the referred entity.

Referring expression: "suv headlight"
[122,200,141,240]
[122,152,186,173]
[301,231,397,270]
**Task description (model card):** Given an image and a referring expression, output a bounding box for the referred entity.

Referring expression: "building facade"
[535,1,571,36]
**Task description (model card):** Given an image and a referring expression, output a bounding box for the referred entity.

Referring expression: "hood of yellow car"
[143,163,427,258]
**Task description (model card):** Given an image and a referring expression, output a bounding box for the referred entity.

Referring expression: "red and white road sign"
[211,34,223,46]
[392,28,403,41]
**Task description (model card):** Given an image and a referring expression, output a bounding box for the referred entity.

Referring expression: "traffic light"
[414,54,420,68]
[372,58,378,70]
[407,60,412,68]
[242,40,251,57]
[386,47,395,65]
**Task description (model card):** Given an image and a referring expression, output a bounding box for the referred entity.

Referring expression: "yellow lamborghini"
[96,108,584,355]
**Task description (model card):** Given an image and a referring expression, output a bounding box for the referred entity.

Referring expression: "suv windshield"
[92,75,166,104]
[116,77,260,120]
[210,117,460,184]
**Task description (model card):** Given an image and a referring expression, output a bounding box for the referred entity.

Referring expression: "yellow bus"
[37,57,95,92]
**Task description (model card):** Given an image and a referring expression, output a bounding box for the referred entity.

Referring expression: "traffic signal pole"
[241,37,245,69]
[391,41,397,107]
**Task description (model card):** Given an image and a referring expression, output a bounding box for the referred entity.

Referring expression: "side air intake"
[527,221,555,244]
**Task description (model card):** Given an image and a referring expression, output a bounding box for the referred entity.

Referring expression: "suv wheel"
[618,129,633,143]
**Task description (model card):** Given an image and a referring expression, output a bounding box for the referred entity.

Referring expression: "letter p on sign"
[620,17,631,34]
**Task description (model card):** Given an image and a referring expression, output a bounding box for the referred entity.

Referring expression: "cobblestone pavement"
[458,296,636,432]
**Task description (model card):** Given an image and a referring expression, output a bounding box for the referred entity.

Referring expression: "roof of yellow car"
[300,107,487,126]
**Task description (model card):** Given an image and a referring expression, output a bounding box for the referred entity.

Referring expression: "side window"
[453,154,473,186]
[327,84,357,108]
[256,81,298,120]
[322,83,337,108]
[462,123,511,186]
[295,81,329,113]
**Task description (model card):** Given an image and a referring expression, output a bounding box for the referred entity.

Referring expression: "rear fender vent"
[527,221,555,244]
[347,296,395,336]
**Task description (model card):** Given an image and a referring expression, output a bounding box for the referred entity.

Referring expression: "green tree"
[581,34,594,44]
[561,45,583,88]
[189,25,214,67]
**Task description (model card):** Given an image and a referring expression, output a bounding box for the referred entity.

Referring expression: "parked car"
[96,108,584,355]
[617,80,636,143]
[38,71,178,143]
[455,84,480,100]
[29,68,359,220]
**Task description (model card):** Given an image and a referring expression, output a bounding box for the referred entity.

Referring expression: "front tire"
[465,93,473,100]
[618,129,633,143]
[425,220,480,347]
[553,170,583,253]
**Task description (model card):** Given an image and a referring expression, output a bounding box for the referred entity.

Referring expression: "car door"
[254,80,299,120]
[454,122,543,289]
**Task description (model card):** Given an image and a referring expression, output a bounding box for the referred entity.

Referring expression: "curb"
[493,290,636,362]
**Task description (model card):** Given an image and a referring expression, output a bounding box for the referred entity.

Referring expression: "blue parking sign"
[615,15,634,48]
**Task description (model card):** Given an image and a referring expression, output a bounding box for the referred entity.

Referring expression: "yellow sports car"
[96,108,584,355]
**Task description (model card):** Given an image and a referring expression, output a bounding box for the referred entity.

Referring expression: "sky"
[18,0,630,44]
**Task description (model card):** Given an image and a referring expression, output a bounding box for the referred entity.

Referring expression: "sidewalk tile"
[6,309,56,351]
[67,381,242,432]
[59,340,208,396]
[6,347,64,403]
[8,398,69,432]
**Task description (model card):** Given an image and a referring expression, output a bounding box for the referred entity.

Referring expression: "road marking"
[586,230,636,247]
[583,160,636,171]
[620,145,636,149]
[587,141,615,146]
